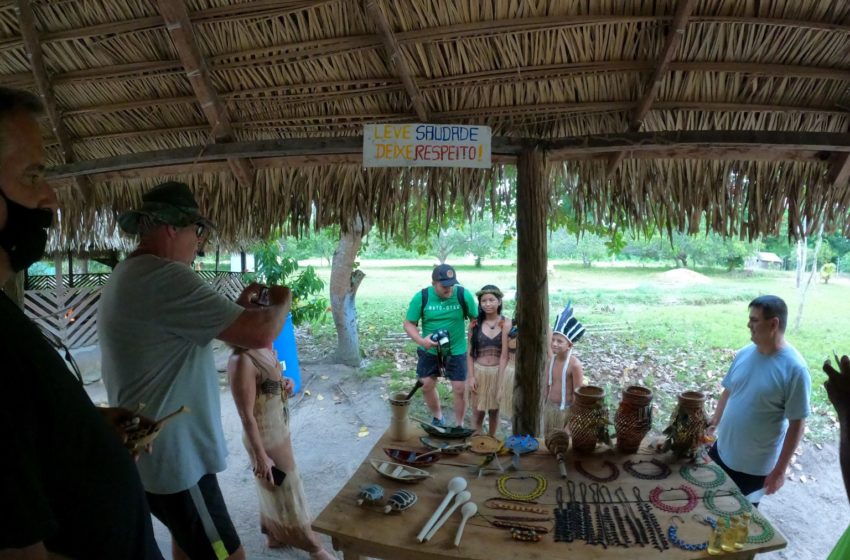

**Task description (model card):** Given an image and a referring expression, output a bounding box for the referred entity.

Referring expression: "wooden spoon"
[424,490,471,542]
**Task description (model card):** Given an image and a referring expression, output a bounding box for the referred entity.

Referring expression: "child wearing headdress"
[542,301,585,436]
[467,284,511,436]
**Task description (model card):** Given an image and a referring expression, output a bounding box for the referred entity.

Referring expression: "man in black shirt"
[0,87,163,559]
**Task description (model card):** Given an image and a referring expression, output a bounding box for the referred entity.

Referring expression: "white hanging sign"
[363,123,492,168]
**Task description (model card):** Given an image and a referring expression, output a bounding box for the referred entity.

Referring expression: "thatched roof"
[1,0,849,250]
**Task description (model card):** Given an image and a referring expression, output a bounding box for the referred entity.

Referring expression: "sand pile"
[655,267,712,286]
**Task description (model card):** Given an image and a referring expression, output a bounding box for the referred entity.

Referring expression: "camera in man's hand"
[429,329,451,353]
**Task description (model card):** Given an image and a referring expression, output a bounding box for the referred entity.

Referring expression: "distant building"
[754,251,784,270]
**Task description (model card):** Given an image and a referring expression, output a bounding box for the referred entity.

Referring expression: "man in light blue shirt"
[708,295,811,506]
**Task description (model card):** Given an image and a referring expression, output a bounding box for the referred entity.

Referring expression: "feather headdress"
[552,301,585,343]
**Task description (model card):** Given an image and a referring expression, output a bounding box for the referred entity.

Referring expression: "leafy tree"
[571,232,609,267]
[430,228,467,263]
[248,239,327,326]
[465,220,499,267]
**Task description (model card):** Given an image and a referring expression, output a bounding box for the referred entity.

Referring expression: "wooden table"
[313,426,787,559]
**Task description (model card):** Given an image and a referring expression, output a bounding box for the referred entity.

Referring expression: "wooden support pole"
[827,152,850,188]
[513,147,550,436]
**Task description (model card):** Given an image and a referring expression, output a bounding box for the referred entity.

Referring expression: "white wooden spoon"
[453,502,478,547]
[424,491,471,542]
[416,477,467,542]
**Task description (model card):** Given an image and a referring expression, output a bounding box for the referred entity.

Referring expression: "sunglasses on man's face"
[194,222,207,238]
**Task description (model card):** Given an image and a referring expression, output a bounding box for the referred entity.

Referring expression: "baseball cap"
[432,264,459,286]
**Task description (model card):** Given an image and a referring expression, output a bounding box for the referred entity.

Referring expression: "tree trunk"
[514,147,550,436]
[331,218,370,366]
[793,221,824,332]
[795,237,807,288]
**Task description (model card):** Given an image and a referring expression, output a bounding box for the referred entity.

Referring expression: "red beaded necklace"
[649,484,698,514]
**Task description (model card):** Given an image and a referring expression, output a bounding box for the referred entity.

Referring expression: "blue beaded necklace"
[667,516,716,552]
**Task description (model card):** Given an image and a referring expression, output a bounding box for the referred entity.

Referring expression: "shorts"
[416,348,468,382]
[709,444,767,505]
[146,474,241,560]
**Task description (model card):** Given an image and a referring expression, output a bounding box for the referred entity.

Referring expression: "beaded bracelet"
[703,489,753,517]
[649,484,699,513]
[679,463,726,488]
[575,460,620,483]
[623,458,672,480]
[496,473,547,502]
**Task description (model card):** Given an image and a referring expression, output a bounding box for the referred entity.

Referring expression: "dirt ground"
[79,344,848,559]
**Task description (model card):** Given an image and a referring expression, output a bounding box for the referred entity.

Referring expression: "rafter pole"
[363,0,429,121]
[607,0,696,176]
[155,0,255,189]
[16,0,92,202]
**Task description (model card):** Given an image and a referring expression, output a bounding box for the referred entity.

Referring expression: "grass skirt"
[543,400,570,436]
[472,362,502,411]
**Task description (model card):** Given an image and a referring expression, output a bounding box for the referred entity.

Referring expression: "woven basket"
[567,385,608,453]
[664,391,709,458]
[614,385,653,454]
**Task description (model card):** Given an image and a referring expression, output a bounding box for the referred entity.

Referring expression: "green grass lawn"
[307,259,848,440]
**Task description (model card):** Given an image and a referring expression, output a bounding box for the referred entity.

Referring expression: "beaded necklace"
[496,473,547,502]
[703,489,752,517]
[679,463,726,488]
[623,458,672,480]
[667,522,708,551]
[745,512,775,544]
[574,460,620,483]
[649,484,698,513]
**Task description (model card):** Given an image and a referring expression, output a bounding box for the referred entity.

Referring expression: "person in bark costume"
[467,285,511,436]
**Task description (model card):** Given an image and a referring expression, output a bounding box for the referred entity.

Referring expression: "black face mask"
[0,189,53,272]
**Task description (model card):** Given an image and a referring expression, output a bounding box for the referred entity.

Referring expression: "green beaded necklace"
[679,463,726,488]
[496,473,547,502]
[745,512,775,544]
[703,489,752,517]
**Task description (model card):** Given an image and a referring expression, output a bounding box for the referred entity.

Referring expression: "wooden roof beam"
[56,61,850,118]
[156,0,254,189]
[3,12,849,58]
[15,0,92,202]
[364,0,428,121]
[45,131,850,181]
[607,0,696,176]
[65,100,849,144]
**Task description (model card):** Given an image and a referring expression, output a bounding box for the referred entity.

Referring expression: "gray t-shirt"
[99,255,243,494]
[717,343,811,476]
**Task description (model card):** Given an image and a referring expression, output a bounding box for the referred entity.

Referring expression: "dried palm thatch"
[0,0,846,250]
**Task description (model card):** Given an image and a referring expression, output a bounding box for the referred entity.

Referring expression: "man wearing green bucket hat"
[100,181,292,560]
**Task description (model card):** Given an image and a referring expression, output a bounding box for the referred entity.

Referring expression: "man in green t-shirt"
[403,264,477,427]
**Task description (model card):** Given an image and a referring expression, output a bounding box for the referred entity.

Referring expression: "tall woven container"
[663,391,709,458]
[614,385,653,454]
[567,385,608,453]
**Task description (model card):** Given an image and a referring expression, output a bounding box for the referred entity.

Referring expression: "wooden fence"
[24,271,245,349]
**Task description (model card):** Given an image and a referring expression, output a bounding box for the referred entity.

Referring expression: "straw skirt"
[471,363,502,411]
[543,401,570,437]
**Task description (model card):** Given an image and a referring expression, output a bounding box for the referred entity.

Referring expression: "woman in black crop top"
[467,285,512,437]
